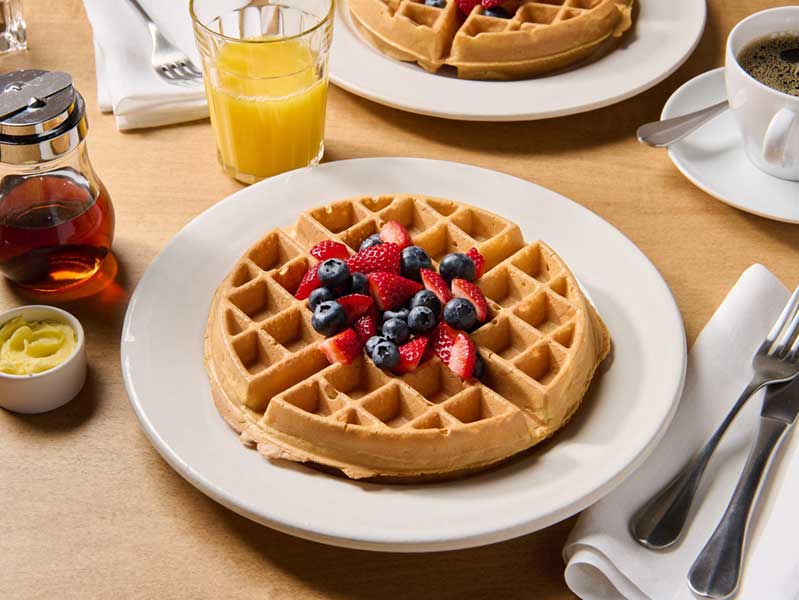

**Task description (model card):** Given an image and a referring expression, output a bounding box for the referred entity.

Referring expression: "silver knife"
[688,377,799,599]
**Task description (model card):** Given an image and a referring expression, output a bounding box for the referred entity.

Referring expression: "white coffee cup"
[725,7,799,181]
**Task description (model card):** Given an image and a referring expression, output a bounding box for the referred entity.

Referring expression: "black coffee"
[738,33,799,96]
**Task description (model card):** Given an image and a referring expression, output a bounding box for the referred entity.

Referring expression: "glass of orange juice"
[190,0,334,184]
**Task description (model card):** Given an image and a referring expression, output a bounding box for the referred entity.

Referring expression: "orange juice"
[205,38,328,182]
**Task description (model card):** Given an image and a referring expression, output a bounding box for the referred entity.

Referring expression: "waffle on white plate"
[348,0,633,80]
[205,195,610,481]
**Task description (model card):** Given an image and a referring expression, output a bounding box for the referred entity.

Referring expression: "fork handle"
[687,417,788,599]
[630,380,762,549]
[126,0,157,26]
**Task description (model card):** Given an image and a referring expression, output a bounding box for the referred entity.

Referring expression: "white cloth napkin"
[83,0,208,130]
[563,264,799,600]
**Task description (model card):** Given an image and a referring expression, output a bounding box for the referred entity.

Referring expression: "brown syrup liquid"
[0,170,114,292]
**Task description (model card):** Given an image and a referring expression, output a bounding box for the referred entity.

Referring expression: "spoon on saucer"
[637,100,729,147]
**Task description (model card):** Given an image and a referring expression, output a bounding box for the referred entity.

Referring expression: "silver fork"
[127,0,203,84]
[629,286,799,549]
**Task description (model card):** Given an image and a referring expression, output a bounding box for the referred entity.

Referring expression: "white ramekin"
[0,305,87,414]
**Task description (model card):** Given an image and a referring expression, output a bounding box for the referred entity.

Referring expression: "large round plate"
[328,1,706,121]
[122,158,686,552]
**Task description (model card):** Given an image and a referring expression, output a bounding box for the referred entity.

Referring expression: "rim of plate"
[328,0,706,121]
[664,68,799,225]
[121,158,687,552]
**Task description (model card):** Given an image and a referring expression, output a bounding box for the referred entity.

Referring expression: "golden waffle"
[204,195,610,480]
[348,0,633,80]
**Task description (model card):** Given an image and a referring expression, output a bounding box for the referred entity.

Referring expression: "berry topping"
[337,294,373,324]
[420,268,453,305]
[359,233,383,251]
[448,332,477,379]
[310,240,349,262]
[379,220,412,249]
[367,272,423,311]
[382,318,410,345]
[311,300,347,336]
[425,0,446,6]
[382,307,409,323]
[473,353,485,379]
[456,0,480,15]
[394,335,430,374]
[365,335,386,356]
[482,5,509,17]
[451,278,488,322]
[439,253,476,283]
[409,289,442,315]
[318,258,350,288]
[294,264,321,300]
[480,0,503,6]
[354,308,379,344]
[319,328,363,366]
[308,286,335,310]
[350,272,369,295]
[347,242,401,275]
[408,306,437,333]
[466,247,485,279]
[430,322,457,364]
[372,340,400,369]
[400,246,433,281]
[443,298,477,330]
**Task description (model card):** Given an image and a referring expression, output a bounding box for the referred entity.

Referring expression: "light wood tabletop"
[2,0,797,598]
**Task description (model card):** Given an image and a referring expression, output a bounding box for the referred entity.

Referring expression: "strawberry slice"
[319,329,364,365]
[338,294,373,325]
[367,272,422,310]
[379,220,412,249]
[294,264,320,300]
[394,335,430,374]
[346,242,401,275]
[310,240,349,262]
[480,0,503,6]
[420,268,453,306]
[448,332,476,379]
[456,0,480,16]
[430,322,458,364]
[354,306,379,344]
[466,247,485,279]
[451,278,489,322]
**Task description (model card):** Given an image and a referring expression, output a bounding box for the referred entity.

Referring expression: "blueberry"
[350,272,369,295]
[439,253,476,282]
[483,5,509,17]
[372,340,400,369]
[424,0,446,6]
[359,234,383,251]
[382,308,409,323]
[311,300,346,336]
[409,289,441,314]
[318,258,350,288]
[443,298,477,330]
[308,287,335,310]
[365,335,386,356]
[473,353,485,379]
[408,306,436,334]
[382,318,410,345]
[400,246,432,281]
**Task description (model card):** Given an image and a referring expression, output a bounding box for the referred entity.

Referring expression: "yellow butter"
[0,316,77,376]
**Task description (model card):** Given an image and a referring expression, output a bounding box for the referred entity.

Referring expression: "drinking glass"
[0,0,26,55]
[190,0,334,184]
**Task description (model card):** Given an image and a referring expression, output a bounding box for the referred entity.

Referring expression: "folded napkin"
[83,0,208,130]
[564,264,798,600]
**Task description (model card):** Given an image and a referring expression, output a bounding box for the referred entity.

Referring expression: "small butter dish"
[0,305,86,414]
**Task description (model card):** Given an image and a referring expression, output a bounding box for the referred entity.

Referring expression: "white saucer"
[329,0,706,121]
[122,158,686,552]
[663,68,799,223]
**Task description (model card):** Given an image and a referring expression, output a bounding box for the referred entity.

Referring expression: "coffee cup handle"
[763,108,798,167]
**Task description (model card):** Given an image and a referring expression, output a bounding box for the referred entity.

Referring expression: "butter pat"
[0,316,77,376]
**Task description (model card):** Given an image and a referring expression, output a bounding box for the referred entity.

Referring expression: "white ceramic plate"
[664,68,799,224]
[328,0,706,121]
[122,158,686,552]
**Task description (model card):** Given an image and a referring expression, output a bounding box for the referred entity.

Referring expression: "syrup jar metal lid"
[0,70,88,165]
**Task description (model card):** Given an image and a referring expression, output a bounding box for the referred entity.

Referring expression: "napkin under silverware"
[83,0,208,130]
[563,264,799,600]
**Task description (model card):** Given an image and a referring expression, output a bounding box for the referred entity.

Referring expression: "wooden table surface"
[2,1,797,598]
